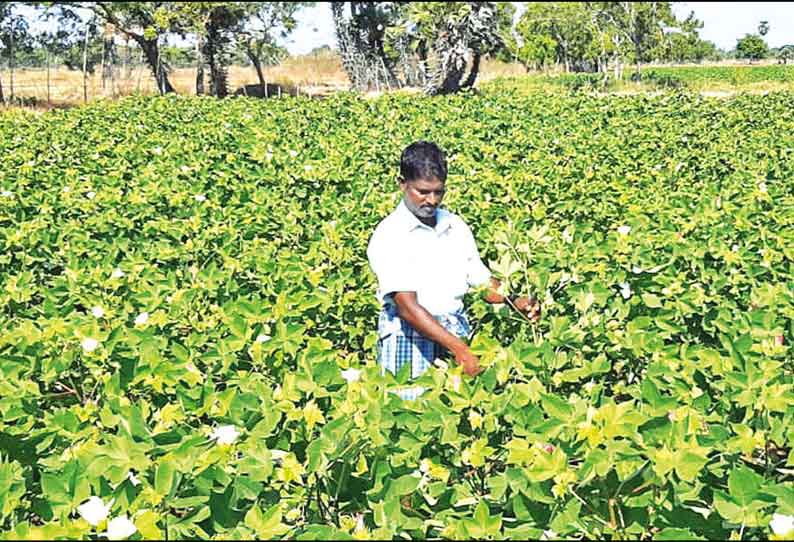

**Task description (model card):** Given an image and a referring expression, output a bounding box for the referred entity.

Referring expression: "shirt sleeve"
[461,221,492,288]
[367,224,420,298]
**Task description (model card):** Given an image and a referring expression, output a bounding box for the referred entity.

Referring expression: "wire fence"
[0,60,353,108]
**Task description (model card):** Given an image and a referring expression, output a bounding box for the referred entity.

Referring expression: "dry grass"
[10,49,782,110]
[2,50,530,109]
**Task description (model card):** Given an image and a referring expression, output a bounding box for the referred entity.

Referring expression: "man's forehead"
[406,177,445,189]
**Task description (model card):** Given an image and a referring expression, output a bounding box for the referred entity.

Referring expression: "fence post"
[46,46,51,106]
[82,19,90,104]
[9,29,14,100]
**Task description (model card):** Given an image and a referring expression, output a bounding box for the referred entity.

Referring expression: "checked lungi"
[377,297,471,400]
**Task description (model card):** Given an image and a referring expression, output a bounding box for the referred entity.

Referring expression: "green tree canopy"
[736,33,768,62]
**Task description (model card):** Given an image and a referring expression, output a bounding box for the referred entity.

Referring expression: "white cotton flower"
[771,514,794,536]
[451,374,461,392]
[81,337,100,353]
[111,268,125,279]
[180,165,190,173]
[758,182,768,193]
[0,190,12,197]
[77,496,113,526]
[377,23,384,31]
[91,306,105,318]
[210,425,240,445]
[289,150,298,158]
[270,449,289,460]
[63,186,71,193]
[134,312,149,326]
[341,368,362,383]
[194,194,206,202]
[617,225,631,236]
[632,266,644,274]
[731,244,739,253]
[86,191,96,200]
[304,164,313,171]
[127,472,141,486]
[104,515,137,540]
[153,146,162,155]
[619,282,632,300]
[562,227,574,244]
[255,334,271,343]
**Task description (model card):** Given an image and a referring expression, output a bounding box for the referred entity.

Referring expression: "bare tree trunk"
[9,30,14,99]
[246,44,266,90]
[124,38,133,81]
[0,72,4,104]
[461,52,481,88]
[136,47,144,92]
[100,36,107,90]
[138,36,175,94]
[204,24,228,98]
[156,35,163,95]
[196,36,205,95]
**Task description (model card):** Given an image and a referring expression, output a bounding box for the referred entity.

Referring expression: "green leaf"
[642,293,663,308]
[655,527,704,540]
[728,465,763,505]
[245,503,289,539]
[541,393,573,421]
[155,460,175,497]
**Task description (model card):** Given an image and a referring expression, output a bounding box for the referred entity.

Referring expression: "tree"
[331,1,510,95]
[0,3,33,102]
[653,11,719,63]
[736,33,768,62]
[400,2,508,95]
[512,2,592,72]
[331,1,403,92]
[777,44,794,64]
[233,2,311,94]
[41,2,178,94]
[511,32,557,72]
[590,1,676,78]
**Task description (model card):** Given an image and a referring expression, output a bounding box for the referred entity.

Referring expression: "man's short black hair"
[400,141,447,183]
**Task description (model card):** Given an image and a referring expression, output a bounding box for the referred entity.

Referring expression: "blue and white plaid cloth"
[377,296,471,400]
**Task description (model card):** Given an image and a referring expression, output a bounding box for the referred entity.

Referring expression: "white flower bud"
[81,338,100,352]
[104,515,137,539]
[77,496,113,526]
[210,425,240,445]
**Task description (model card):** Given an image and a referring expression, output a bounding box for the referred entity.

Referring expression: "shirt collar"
[396,198,452,234]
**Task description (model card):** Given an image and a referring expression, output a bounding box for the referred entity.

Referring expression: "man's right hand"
[453,345,482,377]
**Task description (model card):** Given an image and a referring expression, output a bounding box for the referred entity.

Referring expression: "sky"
[284,2,794,55]
[15,2,794,54]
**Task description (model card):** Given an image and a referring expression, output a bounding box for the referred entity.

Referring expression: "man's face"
[400,177,446,220]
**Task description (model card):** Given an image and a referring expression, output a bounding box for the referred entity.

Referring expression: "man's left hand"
[513,296,541,322]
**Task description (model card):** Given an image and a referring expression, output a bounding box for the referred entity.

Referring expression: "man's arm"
[392,292,482,377]
[481,278,541,322]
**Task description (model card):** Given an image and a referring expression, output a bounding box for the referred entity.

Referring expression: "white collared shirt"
[367,199,492,315]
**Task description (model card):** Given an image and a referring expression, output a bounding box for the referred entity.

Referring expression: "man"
[367,141,540,399]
